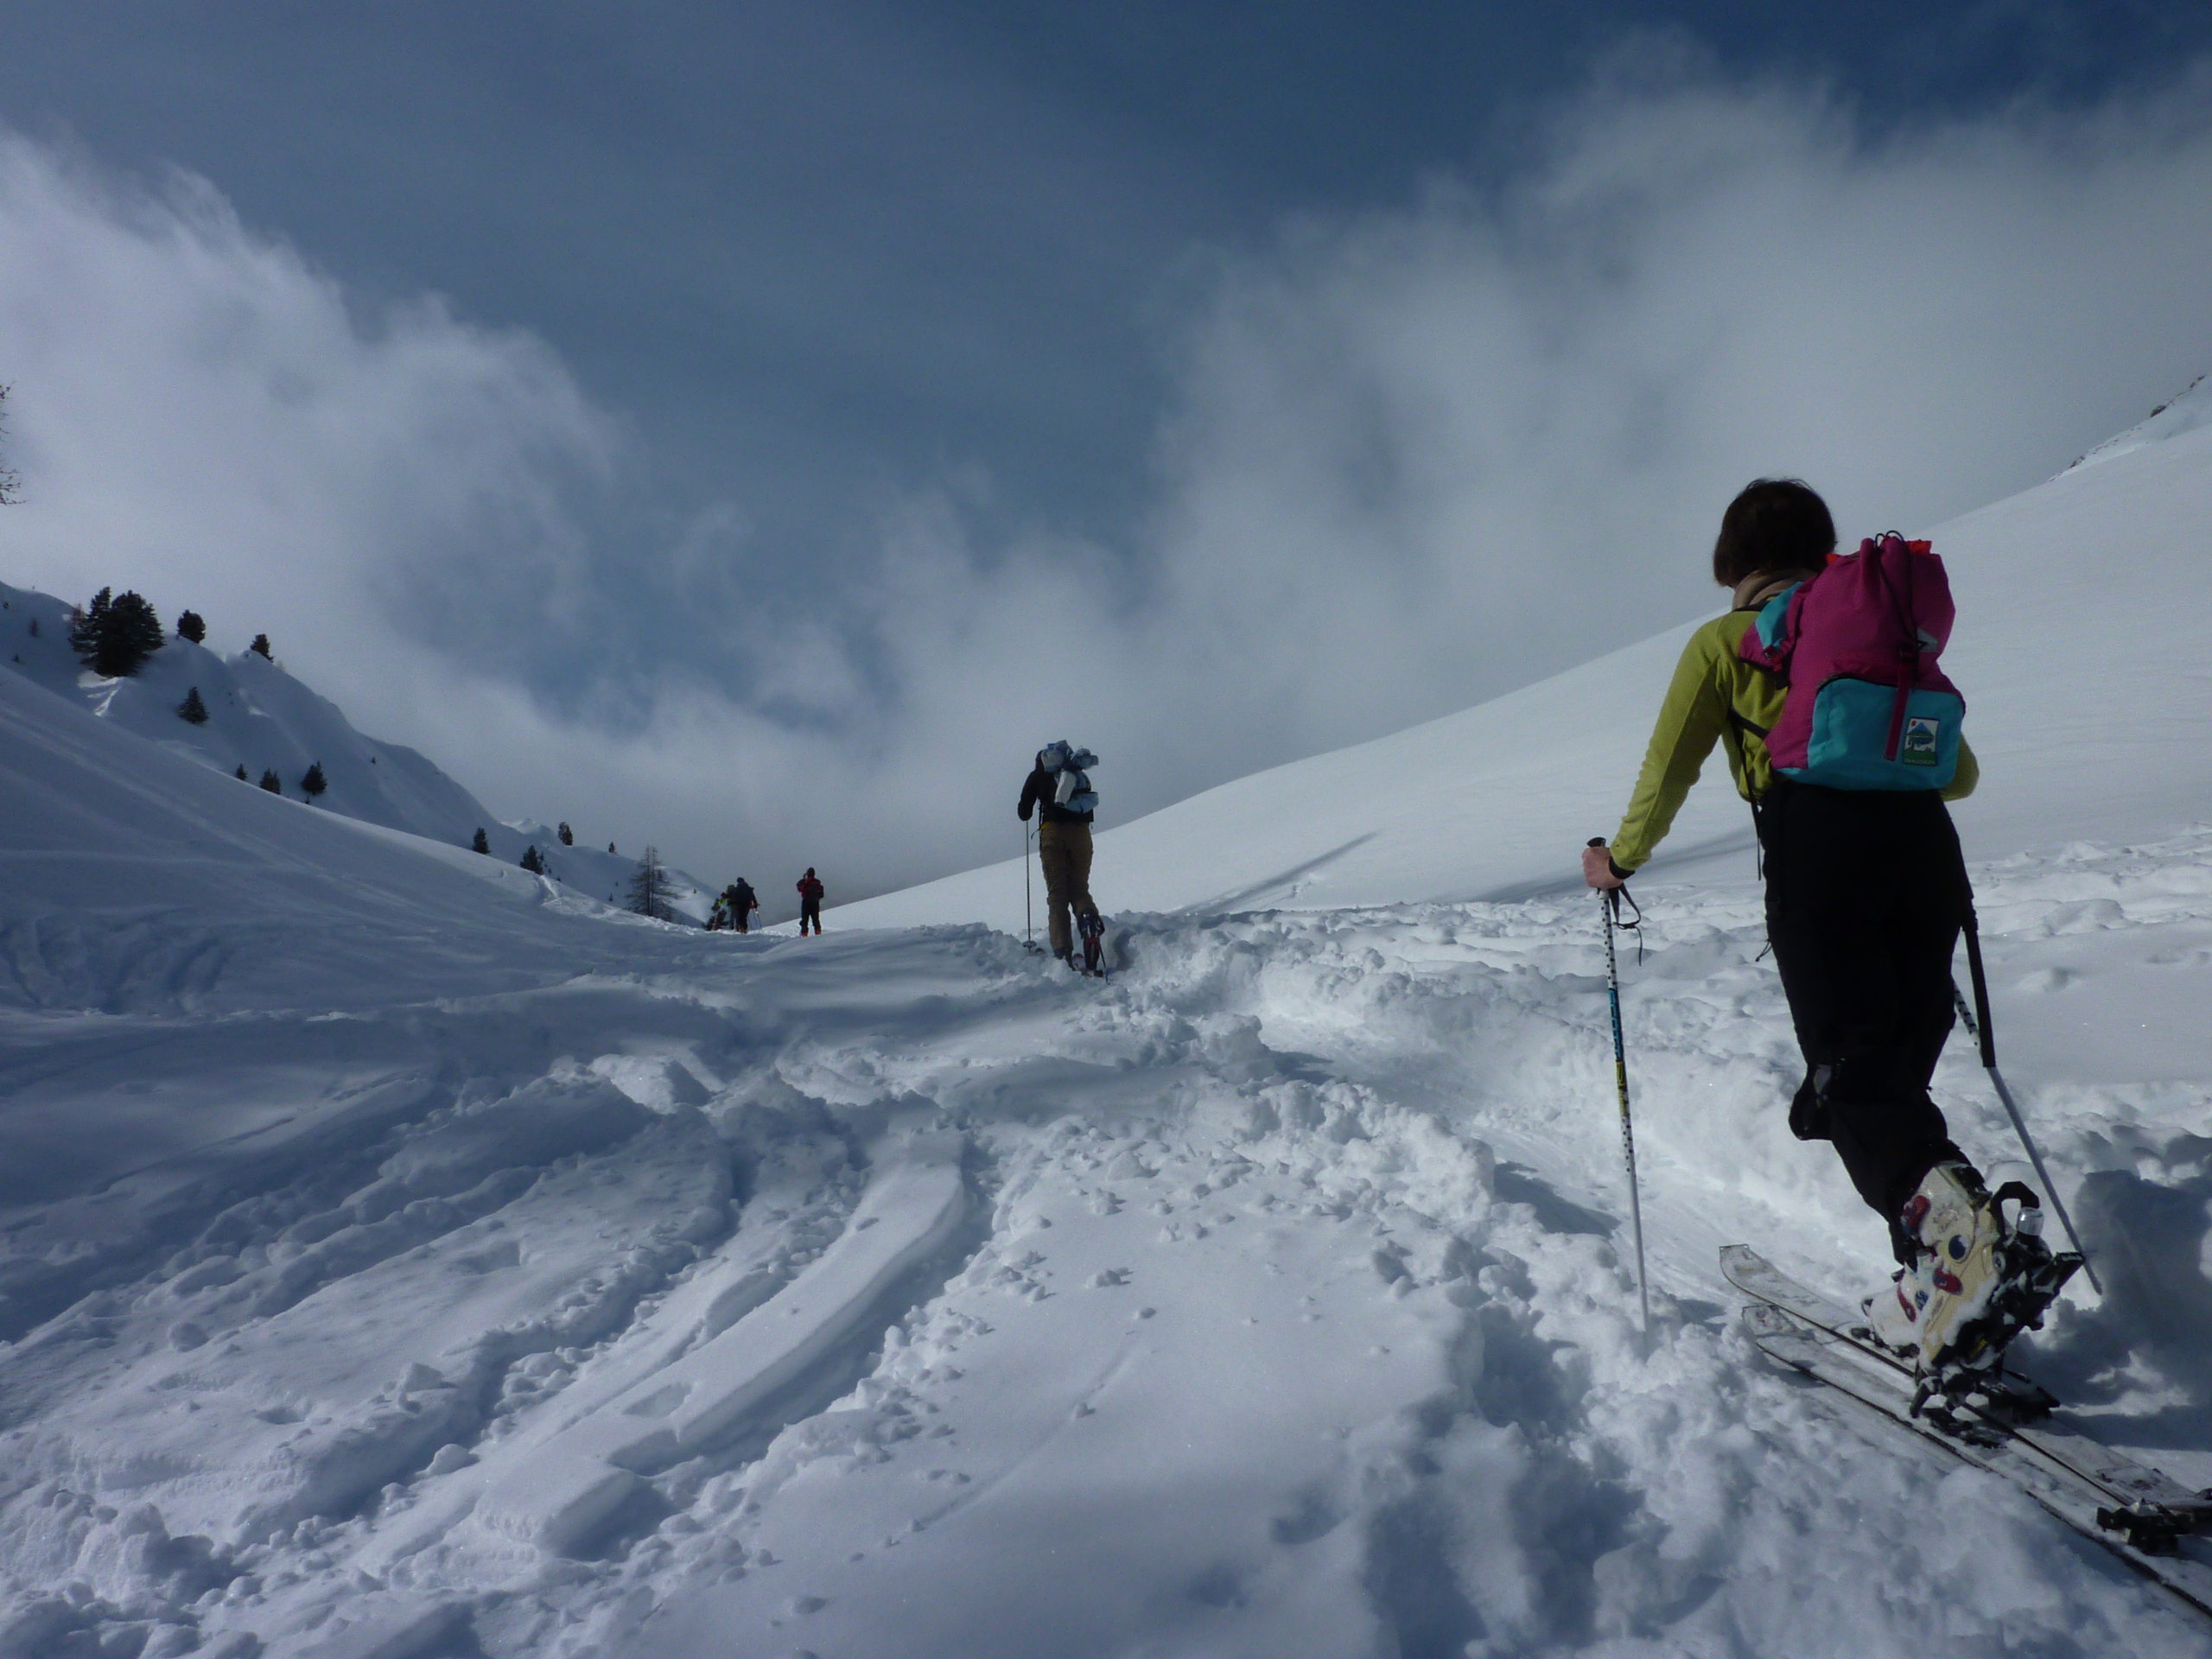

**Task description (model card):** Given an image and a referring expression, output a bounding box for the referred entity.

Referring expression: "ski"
[1727,1243,2212,1566]
[1740,1304,2212,1618]
[1721,1245,2212,1541]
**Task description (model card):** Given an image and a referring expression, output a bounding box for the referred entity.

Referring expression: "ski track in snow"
[4,829,2211,1658]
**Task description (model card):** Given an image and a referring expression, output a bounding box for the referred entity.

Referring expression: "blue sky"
[3,3,2209,894]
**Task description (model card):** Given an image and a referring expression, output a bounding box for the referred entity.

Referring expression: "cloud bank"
[3,59,2209,902]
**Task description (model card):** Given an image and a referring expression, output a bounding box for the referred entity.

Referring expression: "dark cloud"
[1,13,2209,896]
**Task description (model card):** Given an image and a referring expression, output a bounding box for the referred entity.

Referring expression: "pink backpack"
[1737,534,1965,790]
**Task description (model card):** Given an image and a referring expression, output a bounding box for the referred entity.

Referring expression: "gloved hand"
[1582,842,1628,890]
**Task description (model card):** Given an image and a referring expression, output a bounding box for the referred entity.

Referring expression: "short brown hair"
[1712,479,1835,588]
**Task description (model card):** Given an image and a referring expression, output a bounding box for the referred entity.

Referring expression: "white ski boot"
[1878,1164,2080,1393]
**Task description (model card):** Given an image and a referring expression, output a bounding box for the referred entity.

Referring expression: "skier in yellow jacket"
[1580,479,2069,1381]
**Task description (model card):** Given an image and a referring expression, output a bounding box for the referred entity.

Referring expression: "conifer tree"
[472,827,491,854]
[176,611,207,644]
[626,845,673,921]
[608,842,617,855]
[67,588,106,658]
[235,764,248,780]
[178,686,210,724]
[69,588,165,677]
[259,769,282,792]
[0,384,18,506]
[249,633,272,659]
[557,822,574,846]
[520,845,545,874]
[301,762,327,798]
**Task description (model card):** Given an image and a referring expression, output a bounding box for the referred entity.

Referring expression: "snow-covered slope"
[838,404,2212,931]
[0,581,715,921]
[2066,372,2212,474]
[4,394,2211,1659]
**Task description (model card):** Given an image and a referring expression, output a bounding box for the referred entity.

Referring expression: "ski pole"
[1954,913,2101,1294]
[1024,821,1038,952]
[1590,843,1651,1338]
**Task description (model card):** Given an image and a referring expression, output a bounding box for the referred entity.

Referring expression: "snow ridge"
[0,578,715,919]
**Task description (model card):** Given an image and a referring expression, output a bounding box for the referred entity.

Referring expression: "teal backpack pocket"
[1783,680,1962,791]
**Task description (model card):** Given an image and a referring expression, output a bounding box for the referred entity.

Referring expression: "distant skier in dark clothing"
[797,868,824,935]
[725,878,759,934]
[1019,741,1100,968]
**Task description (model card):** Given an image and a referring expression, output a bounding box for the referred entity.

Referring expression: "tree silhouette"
[235,764,248,780]
[557,822,574,846]
[301,762,327,798]
[0,385,19,506]
[175,611,207,644]
[70,588,165,677]
[177,686,210,724]
[472,827,490,854]
[249,633,272,659]
[627,846,675,921]
[258,769,282,793]
[520,845,545,874]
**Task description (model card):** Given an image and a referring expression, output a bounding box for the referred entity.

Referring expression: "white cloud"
[3,59,2209,900]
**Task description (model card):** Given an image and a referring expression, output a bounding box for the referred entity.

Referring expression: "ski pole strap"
[1604,884,1645,964]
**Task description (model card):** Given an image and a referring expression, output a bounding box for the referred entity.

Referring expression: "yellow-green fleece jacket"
[1607,605,1979,873]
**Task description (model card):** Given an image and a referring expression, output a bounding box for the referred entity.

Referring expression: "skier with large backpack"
[1018,741,1106,974]
[1582,478,2071,1384]
[720,878,759,934]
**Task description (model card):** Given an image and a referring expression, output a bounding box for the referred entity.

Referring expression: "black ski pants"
[1760,780,1969,1262]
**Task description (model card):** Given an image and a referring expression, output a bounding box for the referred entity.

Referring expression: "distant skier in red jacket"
[797,868,824,935]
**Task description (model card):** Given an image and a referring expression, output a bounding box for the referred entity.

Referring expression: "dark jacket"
[733,880,757,911]
[1019,761,1093,826]
[797,875,823,904]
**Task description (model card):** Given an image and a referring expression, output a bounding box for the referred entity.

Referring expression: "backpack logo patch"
[1899,715,1941,766]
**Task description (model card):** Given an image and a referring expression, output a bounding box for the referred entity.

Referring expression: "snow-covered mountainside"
[0,581,715,922]
[3,393,2209,1659]
[837,397,2212,930]
[2066,372,2212,475]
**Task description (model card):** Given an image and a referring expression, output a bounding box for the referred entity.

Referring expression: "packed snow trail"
[7,828,2212,1656]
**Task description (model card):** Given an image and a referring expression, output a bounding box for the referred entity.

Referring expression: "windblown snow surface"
[3,405,2211,1658]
